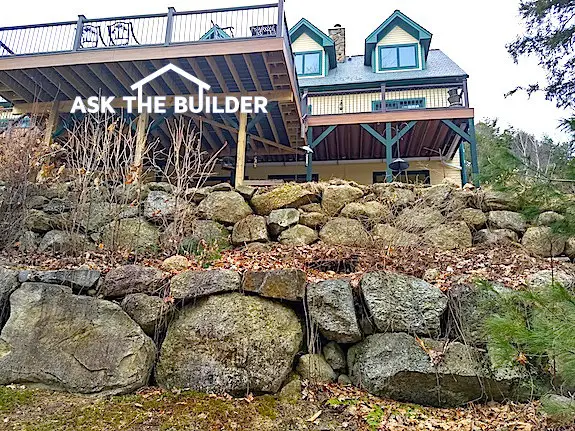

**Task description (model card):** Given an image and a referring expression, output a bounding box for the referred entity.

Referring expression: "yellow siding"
[308,88,451,115]
[213,159,462,186]
[291,33,326,77]
[375,26,423,73]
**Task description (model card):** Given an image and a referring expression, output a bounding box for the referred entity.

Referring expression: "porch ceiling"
[0,42,304,155]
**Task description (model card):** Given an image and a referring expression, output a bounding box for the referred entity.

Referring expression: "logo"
[70,63,268,115]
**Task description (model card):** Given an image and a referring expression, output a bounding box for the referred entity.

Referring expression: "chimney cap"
[333,24,342,28]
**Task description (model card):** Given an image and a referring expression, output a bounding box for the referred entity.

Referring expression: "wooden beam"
[308,108,475,126]
[311,125,337,149]
[44,101,60,146]
[235,112,248,186]
[185,113,302,155]
[0,38,285,71]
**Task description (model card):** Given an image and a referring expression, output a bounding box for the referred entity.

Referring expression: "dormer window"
[379,44,419,71]
[295,51,323,76]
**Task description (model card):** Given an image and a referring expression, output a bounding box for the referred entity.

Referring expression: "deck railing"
[306,82,469,116]
[0,3,284,56]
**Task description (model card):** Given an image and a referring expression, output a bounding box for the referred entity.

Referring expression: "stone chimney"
[329,24,346,63]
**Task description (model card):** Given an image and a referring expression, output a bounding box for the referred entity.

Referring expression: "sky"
[1,0,570,141]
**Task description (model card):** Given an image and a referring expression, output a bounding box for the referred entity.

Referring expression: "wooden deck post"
[306,126,313,182]
[235,112,248,186]
[385,122,393,182]
[43,101,60,146]
[134,112,149,177]
[459,142,468,185]
[467,119,480,187]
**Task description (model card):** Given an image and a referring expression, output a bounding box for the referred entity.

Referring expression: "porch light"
[389,157,409,172]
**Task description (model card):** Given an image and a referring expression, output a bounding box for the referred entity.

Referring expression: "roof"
[298,50,468,90]
[289,18,337,69]
[365,10,433,67]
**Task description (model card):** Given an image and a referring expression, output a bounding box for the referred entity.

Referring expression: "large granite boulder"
[278,224,318,246]
[423,221,473,250]
[242,269,306,301]
[156,293,303,394]
[0,283,156,395]
[372,184,416,207]
[361,271,447,336]
[25,209,60,233]
[526,270,575,290]
[170,269,241,300]
[20,269,100,293]
[307,279,362,343]
[340,201,391,223]
[178,220,230,254]
[143,190,176,222]
[323,341,346,373]
[536,211,565,226]
[39,230,92,254]
[566,237,575,260]
[488,211,526,233]
[372,224,420,247]
[197,191,252,225]
[322,184,364,216]
[42,198,72,214]
[348,332,521,407]
[522,226,566,257]
[296,354,336,383]
[101,265,166,297]
[74,202,127,233]
[319,218,372,247]
[460,208,487,230]
[299,212,328,229]
[479,190,517,211]
[251,183,317,215]
[473,228,519,245]
[231,215,269,245]
[121,293,173,336]
[100,218,160,252]
[395,207,445,232]
[267,208,299,237]
[0,268,19,328]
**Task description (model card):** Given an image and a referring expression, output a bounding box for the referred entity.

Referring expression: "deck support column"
[43,101,60,146]
[385,122,393,182]
[467,119,480,187]
[235,112,248,187]
[306,126,313,182]
[459,142,468,185]
[134,112,149,178]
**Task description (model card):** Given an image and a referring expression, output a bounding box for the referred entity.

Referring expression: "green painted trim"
[360,123,388,146]
[459,142,468,185]
[306,126,313,181]
[468,119,480,187]
[311,125,336,148]
[365,10,432,67]
[199,25,231,41]
[295,50,324,77]
[371,98,426,112]
[289,18,337,69]
[385,123,393,182]
[441,119,472,143]
[390,120,416,145]
[377,43,420,72]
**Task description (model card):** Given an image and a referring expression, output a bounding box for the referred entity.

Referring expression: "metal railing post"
[276,0,284,37]
[72,15,86,51]
[462,78,469,108]
[165,7,175,46]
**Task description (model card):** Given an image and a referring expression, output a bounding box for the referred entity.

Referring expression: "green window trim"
[377,43,420,71]
[371,98,426,111]
[295,50,324,77]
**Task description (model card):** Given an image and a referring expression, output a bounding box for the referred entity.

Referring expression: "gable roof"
[364,10,432,66]
[200,25,231,41]
[289,18,337,69]
[298,50,467,90]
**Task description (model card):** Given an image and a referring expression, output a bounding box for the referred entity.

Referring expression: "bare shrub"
[0,121,50,247]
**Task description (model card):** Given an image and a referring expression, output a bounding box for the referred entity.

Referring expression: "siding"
[291,33,327,77]
[308,87,451,115]
[375,26,423,73]
[213,159,462,186]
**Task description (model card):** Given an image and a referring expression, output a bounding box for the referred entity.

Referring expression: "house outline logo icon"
[130,63,211,107]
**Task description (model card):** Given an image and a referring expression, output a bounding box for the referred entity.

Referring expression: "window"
[378,44,419,71]
[373,170,431,185]
[295,51,323,76]
[268,174,319,183]
[371,98,426,111]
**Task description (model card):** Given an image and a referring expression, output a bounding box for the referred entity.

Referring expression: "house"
[0,3,477,186]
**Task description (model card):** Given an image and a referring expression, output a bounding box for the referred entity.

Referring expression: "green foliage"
[0,385,36,412]
[484,281,575,388]
[366,405,385,430]
[508,1,575,110]
[541,394,575,426]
